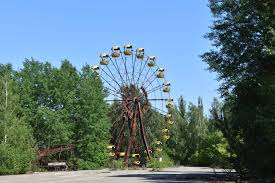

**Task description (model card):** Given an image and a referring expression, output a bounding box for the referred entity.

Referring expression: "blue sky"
[0,0,219,113]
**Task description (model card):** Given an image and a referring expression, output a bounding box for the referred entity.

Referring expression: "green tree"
[17,59,75,149]
[195,97,230,168]
[202,0,275,179]
[186,98,208,165]
[75,65,110,169]
[0,64,35,175]
[166,96,189,164]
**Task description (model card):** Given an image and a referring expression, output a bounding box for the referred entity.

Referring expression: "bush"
[148,153,174,170]
[188,131,231,168]
[0,117,35,175]
[106,159,126,170]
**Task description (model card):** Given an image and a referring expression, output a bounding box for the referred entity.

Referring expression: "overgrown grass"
[106,159,126,170]
[147,155,174,170]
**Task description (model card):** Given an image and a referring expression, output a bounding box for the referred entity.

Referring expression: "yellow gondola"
[161,135,170,140]
[157,73,165,78]
[163,88,171,93]
[91,66,100,70]
[124,44,133,55]
[136,54,144,59]
[111,52,120,58]
[165,98,174,102]
[119,152,125,157]
[149,56,156,60]
[156,148,162,152]
[161,129,169,133]
[95,73,100,78]
[148,61,156,67]
[158,68,165,72]
[107,145,114,149]
[154,140,162,145]
[112,46,120,51]
[133,161,141,165]
[124,44,132,49]
[144,150,152,153]
[100,60,109,65]
[137,48,145,52]
[163,82,171,86]
[166,103,174,109]
[165,113,172,119]
[165,121,174,126]
[131,154,140,158]
[109,152,115,157]
[100,53,109,58]
[136,48,145,59]
[124,50,132,55]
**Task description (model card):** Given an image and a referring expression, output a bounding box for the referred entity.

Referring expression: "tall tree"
[166,96,189,164]
[202,0,275,179]
[74,65,110,169]
[0,64,35,174]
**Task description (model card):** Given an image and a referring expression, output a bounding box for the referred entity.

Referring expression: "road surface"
[0,167,235,183]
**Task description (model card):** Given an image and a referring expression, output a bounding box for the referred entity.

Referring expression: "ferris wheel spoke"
[144,76,158,89]
[147,98,167,101]
[100,76,121,96]
[131,54,137,85]
[107,93,122,100]
[140,66,152,87]
[135,57,149,86]
[101,76,119,93]
[101,67,123,89]
[105,62,124,87]
[105,90,122,99]
[150,105,167,114]
[147,86,165,95]
[156,78,165,114]
[146,83,165,93]
[120,52,131,85]
[109,58,126,86]
[141,69,158,87]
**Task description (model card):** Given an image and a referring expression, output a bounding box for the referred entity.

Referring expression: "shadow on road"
[110,171,237,183]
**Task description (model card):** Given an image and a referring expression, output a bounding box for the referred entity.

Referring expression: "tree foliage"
[0,60,110,174]
[0,64,35,174]
[75,65,110,169]
[202,0,275,179]
[166,96,229,167]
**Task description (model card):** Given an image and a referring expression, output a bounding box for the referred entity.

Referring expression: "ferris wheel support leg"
[115,123,125,156]
[124,110,138,164]
[137,101,151,160]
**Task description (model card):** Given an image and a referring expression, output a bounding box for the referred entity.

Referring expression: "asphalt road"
[0,167,236,183]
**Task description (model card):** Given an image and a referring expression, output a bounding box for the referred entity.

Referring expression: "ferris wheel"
[91,44,174,164]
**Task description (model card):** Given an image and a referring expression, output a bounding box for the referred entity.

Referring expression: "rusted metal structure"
[37,144,75,158]
[92,45,174,164]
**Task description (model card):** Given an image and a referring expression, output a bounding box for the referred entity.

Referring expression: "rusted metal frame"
[115,122,125,156]
[124,102,138,163]
[137,100,151,159]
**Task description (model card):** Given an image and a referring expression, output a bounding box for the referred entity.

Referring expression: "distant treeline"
[0,59,227,174]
